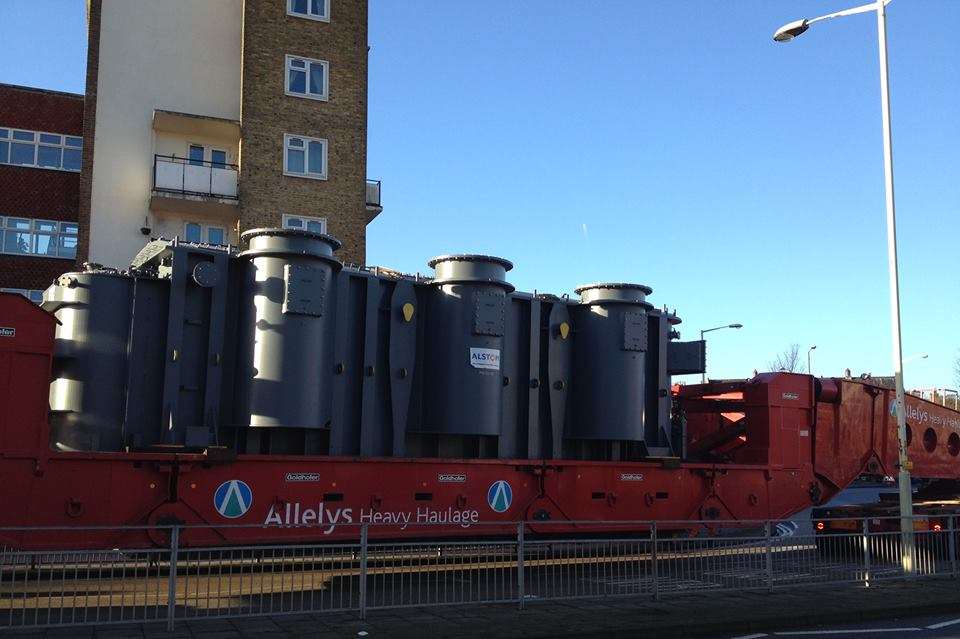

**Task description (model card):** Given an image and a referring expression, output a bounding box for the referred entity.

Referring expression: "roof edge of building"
[0,82,84,101]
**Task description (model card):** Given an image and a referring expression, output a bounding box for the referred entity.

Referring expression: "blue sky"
[2,1,958,389]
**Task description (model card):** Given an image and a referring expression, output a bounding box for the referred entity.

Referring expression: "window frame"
[285,55,330,102]
[283,133,328,181]
[0,127,82,172]
[186,143,230,167]
[287,0,330,23]
[206,225,227,246]
[282,214,328,235]
[0,217,78,260]
[0,288,44,304]
[182,222,229,246]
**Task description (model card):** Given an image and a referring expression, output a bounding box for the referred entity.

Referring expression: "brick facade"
[239,0,369,265]
[0,84,84,293]
[0,85,83,134]
[77,0,102,265]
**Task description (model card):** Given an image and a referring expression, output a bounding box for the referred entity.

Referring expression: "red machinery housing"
[3,292,959,550]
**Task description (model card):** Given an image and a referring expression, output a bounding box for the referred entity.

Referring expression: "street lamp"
[903,353,928,364]
[807,345,817,375]
[700,323,743,383]
[772,0,915,574]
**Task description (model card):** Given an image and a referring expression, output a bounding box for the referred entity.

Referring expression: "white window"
[183,222,228,246]
[0,216,78,259]
[283,134,327,180]
[0,128,82,172]
[282,214,327,235]
[285,55,329,101]
[1,288,44,304]
[288,0,329,22]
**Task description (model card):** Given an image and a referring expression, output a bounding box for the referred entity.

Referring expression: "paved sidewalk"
[8,579,960,638]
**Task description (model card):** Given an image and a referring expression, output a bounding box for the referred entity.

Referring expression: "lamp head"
[729,323,743,329]
[773,19,810,42]
[810,345,817,351]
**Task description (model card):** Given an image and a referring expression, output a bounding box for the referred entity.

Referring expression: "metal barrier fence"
[1,516,957,631]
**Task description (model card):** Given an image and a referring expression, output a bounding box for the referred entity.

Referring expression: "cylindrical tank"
[236,228,342,429]
[43,267,137,451]
[569,283,653,441]
[421,254,514,436]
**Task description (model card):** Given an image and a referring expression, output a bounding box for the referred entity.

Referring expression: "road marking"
[927,617,960,630]
[732,633,768,639]
[774,629,922,636]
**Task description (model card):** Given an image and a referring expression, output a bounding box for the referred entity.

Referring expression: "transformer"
[41,229,704,461]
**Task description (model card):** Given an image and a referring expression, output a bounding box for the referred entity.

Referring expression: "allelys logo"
[890,398,929,425]
[214,480,253,518]
[487,480,513,513]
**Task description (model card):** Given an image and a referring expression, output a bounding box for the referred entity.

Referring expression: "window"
[1,288,44,304]
[286,55,329,101]
[288,0,329,22]
[283,134,327,180]
[0,217,78,259]
[186,145,228,167]
[207,226,226,245]
[184,222,202,243]
[188,145,205,167]
[282,214,327,234]
[0,128,81,172]
[183,222,228,246]
[210,150,227,169]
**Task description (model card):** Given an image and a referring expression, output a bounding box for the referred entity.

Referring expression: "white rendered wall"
[88,0,242,267]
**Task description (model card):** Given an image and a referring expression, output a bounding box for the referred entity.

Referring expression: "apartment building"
[0,84,84,301]
[82,0,381,269]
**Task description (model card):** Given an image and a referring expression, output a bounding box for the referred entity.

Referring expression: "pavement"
[6,578,960,639]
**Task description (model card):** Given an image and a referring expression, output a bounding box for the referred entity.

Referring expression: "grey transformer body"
[42,229,705,461]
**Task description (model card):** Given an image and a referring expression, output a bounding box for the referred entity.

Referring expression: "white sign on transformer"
[469,347,501,370]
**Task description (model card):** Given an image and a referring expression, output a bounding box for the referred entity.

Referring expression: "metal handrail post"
[651,522,659,601]
[949,515,957,579]
[166,526,179,632]
[765,521,773,591]
[517,522,525,610]
[359,524,369,620]
[862,518,871,585]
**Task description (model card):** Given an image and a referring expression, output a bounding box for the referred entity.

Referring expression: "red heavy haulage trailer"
[3,291,960,550]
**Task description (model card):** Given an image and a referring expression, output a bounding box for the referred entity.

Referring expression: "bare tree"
[769,344,801,373]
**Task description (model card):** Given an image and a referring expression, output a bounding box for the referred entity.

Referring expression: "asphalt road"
[721,612,960,638]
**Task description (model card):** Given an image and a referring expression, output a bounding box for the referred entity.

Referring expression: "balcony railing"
[153,154,238,200]
[366,179,381,209]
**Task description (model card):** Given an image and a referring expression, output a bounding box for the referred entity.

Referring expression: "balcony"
[150,154,238,218]
[153,109,241,141]
[366,179,383,222]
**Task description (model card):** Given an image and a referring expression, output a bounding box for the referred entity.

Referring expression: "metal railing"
[913,387,960,411]
[153,154,239,200]
[1,516,956,632]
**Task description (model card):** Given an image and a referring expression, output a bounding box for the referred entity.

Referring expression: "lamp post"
[772,0,915,574]
[700,323,743,383]
[807,345,817,375]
